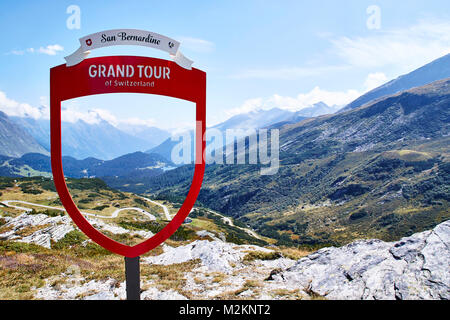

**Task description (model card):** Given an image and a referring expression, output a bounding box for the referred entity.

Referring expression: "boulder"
[269,220,450,300]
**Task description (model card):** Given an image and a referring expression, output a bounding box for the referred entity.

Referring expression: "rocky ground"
[0,208,448,300]
[271,220,449,300]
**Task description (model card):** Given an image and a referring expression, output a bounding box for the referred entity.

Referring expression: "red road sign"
[50,55,206,257]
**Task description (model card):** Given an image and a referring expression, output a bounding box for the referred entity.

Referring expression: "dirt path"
[1,200,156,221]
[140,197,171,220]
[204,208,262,240]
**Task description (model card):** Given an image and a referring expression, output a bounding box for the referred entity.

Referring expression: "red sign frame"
[50,56,206,257]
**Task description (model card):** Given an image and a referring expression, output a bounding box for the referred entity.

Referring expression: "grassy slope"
[0,177,299,300]
[0,177,270,246]
[111,80,450,247]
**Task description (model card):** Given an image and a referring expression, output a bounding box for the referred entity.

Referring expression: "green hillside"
[109,79,450,247]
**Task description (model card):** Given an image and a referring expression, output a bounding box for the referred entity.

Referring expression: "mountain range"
[2,53,450,162]
[9,116,170,160]
[1,53,449,248]
[0,102,338,162]
[0,111,48,158]
[114,77,450,247]
[145,104,338,162]
[0,151,174,179]
[341,53,450,112]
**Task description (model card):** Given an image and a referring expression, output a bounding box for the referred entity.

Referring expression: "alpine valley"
[0,53,449,301]
[1,54,449,249]
[113,77,450,248]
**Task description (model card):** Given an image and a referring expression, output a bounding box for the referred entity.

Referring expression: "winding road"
[140,197,171,220]
[200,208,262,240]
[0,200,157,221]
[1,199,262,240]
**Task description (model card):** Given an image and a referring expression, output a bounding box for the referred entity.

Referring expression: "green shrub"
[39,180,56,192]
[226,232,244,245]
[376,213,402,228]
[133,198,149,208]
[67,241,113,257]
[44,209,64,217]
[67,178,109,191]
[53,230,87,249]
[92,205,109,211]
[0,240,47,254]
[19,183,43,194]
[118,220,195,241]
[349,209,368,221]
[243,251,282,262]
[115,193,128,200]
[50,198,62,206]
[170,226,196,241]
[29,209,64,217]
[0,178,14,190]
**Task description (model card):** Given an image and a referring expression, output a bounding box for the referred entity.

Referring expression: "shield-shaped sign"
[50,55,206,257]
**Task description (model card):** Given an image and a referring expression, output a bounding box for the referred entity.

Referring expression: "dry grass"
[243,251,282,262]
[278,247,312,260]
[207,272,227,284]
[0,183,162,220]
[141,259,201,297]
[16,224,51,237]
[213,279,263,300]
[383,150,433,162]
[0,245,94,299]
[270,288,305,300]
[0,223,14,234]
[101,230,146,247]
[0,179,301,300]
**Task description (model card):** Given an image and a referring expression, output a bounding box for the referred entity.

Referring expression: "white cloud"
[230,19,450,81]
[364,72,388,91]
[226,70,391,118]
[228,98,264,115]
[331,19,450,72]
[39,96,49,108]
[0,90,160,130]
[118,117,156,127]
[167,122,196,135]
[60,106,100,125]
[226,86,361,117]
[38,44,64,56]
[60,105,158,127]
[6,44,64,56]
[177,36,215,53]
[0,91,47,119]
[225,19,450,119]
[9,50,25,56]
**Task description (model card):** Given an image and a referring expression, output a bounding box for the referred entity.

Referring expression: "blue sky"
[1,0,449,131]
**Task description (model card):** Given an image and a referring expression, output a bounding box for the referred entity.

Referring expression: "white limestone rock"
[0,212,154,249]
[270,220,450,300]
[0,213,75,248]
[142,240,272,273]
[141,287,188,300]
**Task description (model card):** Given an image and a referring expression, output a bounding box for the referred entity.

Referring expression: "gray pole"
[124,256,141,300]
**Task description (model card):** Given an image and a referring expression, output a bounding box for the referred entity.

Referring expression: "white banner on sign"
[65,29,193,69]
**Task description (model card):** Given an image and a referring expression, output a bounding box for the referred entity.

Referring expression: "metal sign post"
[125,256,141,300]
